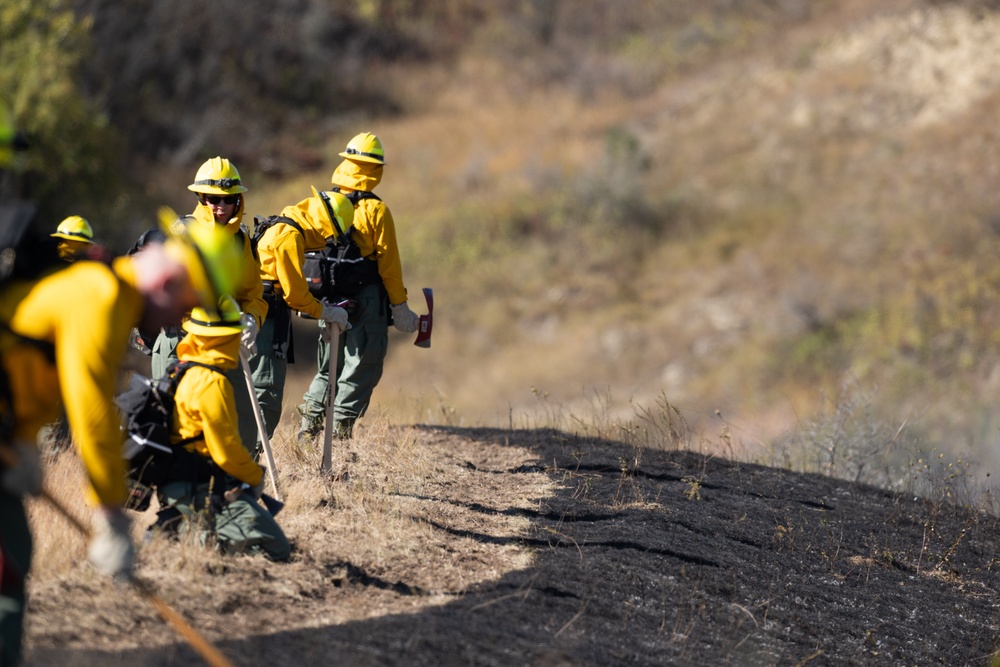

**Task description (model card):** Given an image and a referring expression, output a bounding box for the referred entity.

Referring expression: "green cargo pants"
[152,329,261,458]
[246,309,289,446]
[158,480,290,561]
[300,283,388,435]
[0,491,31,667]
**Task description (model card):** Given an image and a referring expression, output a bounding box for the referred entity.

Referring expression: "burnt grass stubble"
[27,425,1000,666]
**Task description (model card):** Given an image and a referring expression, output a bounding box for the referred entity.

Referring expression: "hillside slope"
[24,426,1000,665]
[318,1,1000,481]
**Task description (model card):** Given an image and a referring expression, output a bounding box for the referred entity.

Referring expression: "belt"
[261,280,283,295]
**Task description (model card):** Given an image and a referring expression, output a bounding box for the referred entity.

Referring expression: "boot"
[296,404,324,444]
[335,418,355,440]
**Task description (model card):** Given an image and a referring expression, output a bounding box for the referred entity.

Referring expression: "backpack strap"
[331,187,382,205]
[251,215,305,256]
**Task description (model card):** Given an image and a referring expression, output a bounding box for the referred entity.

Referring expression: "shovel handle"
[320,322,341,474]
[240,350,282,501]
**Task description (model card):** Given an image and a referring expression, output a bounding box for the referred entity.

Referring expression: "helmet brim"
[50,232,94,243]
[182,318,244,337]
[338,150,385,165]
[187,184,249,195]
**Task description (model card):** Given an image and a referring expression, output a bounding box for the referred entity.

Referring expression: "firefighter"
[150,157,267,454]
[153,296,289,561]
[246,188,353,444]
[297,132,419,441]
[50,215,95,261]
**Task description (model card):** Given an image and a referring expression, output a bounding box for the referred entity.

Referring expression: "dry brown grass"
[24,409,548,656]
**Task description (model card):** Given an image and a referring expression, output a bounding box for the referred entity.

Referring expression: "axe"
[414,287,433,348]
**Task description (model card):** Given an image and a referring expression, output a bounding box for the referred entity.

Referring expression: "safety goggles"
[203,194,239,206]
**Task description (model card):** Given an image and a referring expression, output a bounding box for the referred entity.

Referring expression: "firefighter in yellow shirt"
[150,157,268,454]
[153,296,289,561]
[298,132,419,441]
[246,187,353,443]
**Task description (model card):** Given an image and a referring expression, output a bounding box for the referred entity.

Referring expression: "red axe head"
[414,287,433,348]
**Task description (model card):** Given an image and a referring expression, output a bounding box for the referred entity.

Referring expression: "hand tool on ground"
[414,287,433,348]
[239,349,282,501]
[0,446,235,667]
[320,321,342,474]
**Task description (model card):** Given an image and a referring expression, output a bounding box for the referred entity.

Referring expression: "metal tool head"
[414,287,433,348]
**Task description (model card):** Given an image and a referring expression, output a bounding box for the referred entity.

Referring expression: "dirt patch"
[22,425,1000,665]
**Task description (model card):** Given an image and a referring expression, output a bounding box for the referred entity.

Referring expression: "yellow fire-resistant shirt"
[330,158,408,306]
[171,332,263,486]
[256,196,335,319]
[0,256,143,506]
[190,201,267,327]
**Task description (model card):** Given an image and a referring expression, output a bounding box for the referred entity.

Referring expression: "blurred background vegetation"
[6,0,1000,487]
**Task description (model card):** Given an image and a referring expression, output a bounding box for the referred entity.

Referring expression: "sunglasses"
[203,194,239,206]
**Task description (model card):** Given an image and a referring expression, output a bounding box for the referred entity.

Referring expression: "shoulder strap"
[251,215,305,252]
[331,187,382,205]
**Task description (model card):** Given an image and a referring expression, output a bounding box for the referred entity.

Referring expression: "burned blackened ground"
[25,426,1000,666]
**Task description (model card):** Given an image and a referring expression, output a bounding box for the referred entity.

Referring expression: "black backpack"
[115,359,224,510]
[302,190,383,300]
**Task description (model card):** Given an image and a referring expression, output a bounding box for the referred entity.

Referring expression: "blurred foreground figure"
[150,297,289,560]
[297,132,419,442]
[0,102,240,665]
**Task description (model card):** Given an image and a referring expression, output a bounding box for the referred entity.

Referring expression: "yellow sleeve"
[360,201,407,305]
[55,271,136,506]
[273,228,324,318]
[234,236,267,326]
[182,371,263,486]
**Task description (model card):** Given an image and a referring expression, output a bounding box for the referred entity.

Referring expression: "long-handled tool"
[239,349,282,501]
[0,448,234,667]
[319,322,341,474]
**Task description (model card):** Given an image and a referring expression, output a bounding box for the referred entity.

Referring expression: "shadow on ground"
[28,426,1000,665]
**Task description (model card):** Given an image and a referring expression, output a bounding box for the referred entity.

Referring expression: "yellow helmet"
[159,208,242,316]
[183,294,244,337]
[187,157,249,195]
[51,215,94,243]
[339,132,385,165]
[311,186,354,236]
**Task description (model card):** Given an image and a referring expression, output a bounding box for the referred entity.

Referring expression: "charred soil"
[23,426,1000,666]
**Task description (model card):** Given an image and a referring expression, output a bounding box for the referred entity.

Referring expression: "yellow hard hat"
[338,132,385,165]
[187,157,249,195]
[160,208,241,316]
[183,294,244,337]
[51,215,94,243]
[311,186,354,236]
